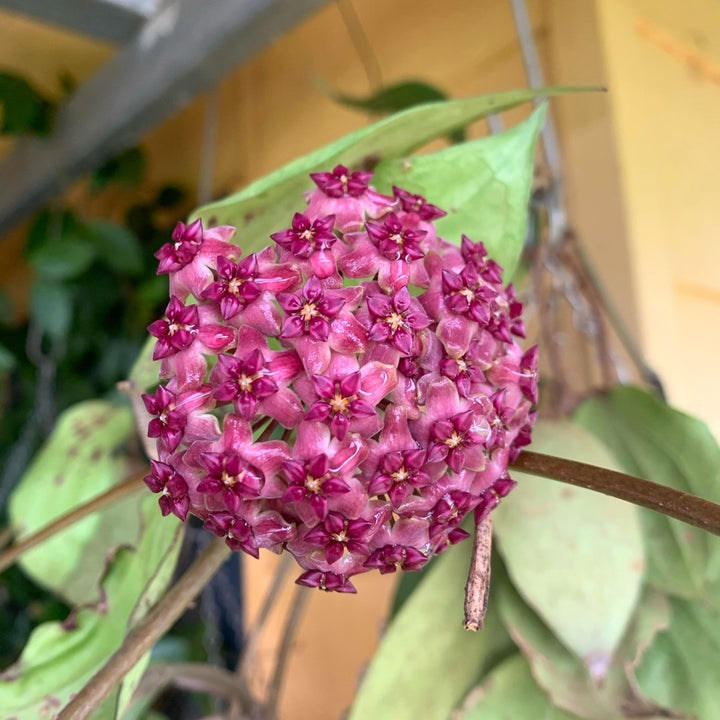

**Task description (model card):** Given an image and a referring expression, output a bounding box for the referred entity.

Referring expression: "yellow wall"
[595,0,720,438]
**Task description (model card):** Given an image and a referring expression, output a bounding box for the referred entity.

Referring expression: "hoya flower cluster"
[143,165,537,593]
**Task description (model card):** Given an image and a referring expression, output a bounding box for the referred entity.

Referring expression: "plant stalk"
[57,537,232,720]
[265,584,311,719]
[0,472,144,574]
[512,450,720,536]
[464,515,493,631]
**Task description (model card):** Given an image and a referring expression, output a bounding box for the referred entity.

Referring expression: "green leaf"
[348,537,512,720]
[128,335,161,392]
[0,495,184,719]
[28,235,97,280]
[24,208,80,257]
[8,401,141,605]
[574,385,720,600]
[456,654,579,720]
[0,342,16,371]
[332,80,449,114]
[329,80,465,143]
[91,146,146,193]
[0,71,55,135]
[373,105,545,276]
[113,524,187,720]
[86,220,143,276]
[494,421,644,666]
[193,87,591,249]
[388,560,434,618]
[497,566,614,719]
[29,281,73,339]
[497,569,673,720]
[634,584,720,720]
[154,185,186,209]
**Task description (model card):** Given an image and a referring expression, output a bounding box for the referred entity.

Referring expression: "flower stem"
[464,515,493,632]
[57,537,232,720]
[137,661,252,711]
[0,472,144,574]
[236,553,294,682]
[512,450,720,536]
[265,584,311,720]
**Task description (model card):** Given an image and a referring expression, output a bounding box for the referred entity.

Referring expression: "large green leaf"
[456,652,672,720]
[574,385,720,600]
[494,421,644,667]
[634,583,720,720]
[497,568,673,719]
[27,234,97,280]
[372,105,545,276]
[192,88,587,246]
[0,496,184,719]
[456,654,579,720]
[8,401,142,605]
[348,537,512,720]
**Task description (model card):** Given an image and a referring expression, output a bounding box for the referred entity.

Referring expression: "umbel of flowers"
[143,166,538,593]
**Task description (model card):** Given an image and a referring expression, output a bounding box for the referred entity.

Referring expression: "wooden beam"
[0,0,158,43]
[0,0,329,235]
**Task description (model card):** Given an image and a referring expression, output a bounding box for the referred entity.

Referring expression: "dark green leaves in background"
[91,147,147,194]
[0,71,55,135]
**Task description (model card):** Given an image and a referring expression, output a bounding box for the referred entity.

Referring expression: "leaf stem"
[512,450,720,536]
[57,537,232,720]
[0,472,145,574]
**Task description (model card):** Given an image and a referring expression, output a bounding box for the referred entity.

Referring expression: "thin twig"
[511,450,720,536]
[138,661,252,711]
[265,584,311,720]
[57,538,232,720]
[531,232,575,415]
[0,472,145,574]
[464,516,493,631]
[336,0,383,92]
[236,553,294,681]
[556,230,616,390]
[572,238,666,399]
